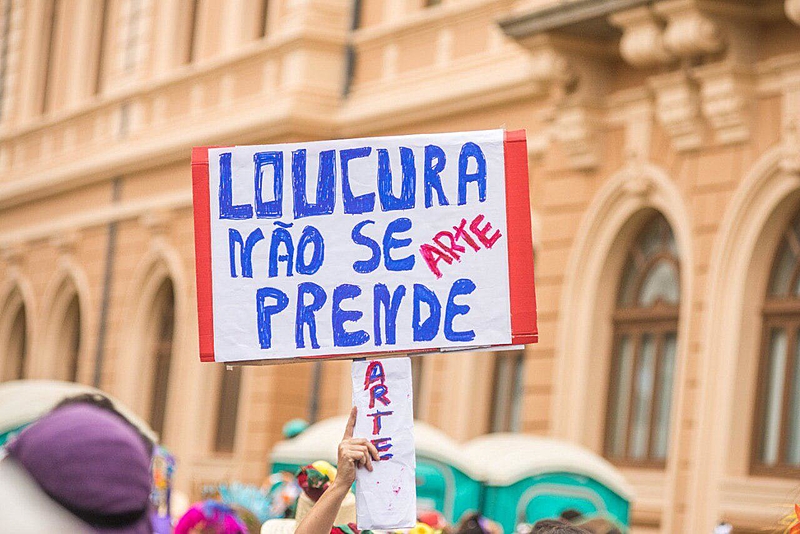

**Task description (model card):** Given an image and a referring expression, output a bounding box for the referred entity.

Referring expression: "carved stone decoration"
[512,34,606,169]
[623,101,654,165]
[694,63,753,144]
[622,170,654,200]
[787,0,800,26]
[657,0,725,58]
[781,70,800,173]
[611,7,674,68]
[0,242,23,266]
[782,119,800,174]
[49,230,80,255]
[525,35,575,97]
[140,209,173,235]
[527,129,551,159]
[648,71,704,151]
[553,105,601,170]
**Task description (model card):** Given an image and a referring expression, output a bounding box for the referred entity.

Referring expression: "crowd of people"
[0,393,797,533]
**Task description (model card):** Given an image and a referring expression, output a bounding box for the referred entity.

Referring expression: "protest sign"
[351,357,416,530]
[192,129,537,363]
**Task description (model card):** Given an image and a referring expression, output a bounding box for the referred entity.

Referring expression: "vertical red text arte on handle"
[503,130,538,344]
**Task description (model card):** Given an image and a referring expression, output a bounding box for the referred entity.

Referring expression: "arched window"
[1,289,27,381]
[489,350,525,432]
[752,212,800,476]
[60,295,81,382]
[604,214,680,466]
[45,279,82,382]
[147,279,175,439]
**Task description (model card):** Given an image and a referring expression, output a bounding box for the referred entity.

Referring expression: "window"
[604,214,680,466]
[120,0,146,72]
[1,292,26,381]
[57,295,81,382]
[257,0,269,38]
[184,0,200,64]
[351,0,362,30]
[2,297,28,381]
[93,0,109,94]
[148,280,175,439]
[489,350,524,432]
[752,212,800,476]
[40,0,59,113]
[214,366,242,453]
[0,0,14,120]
[411,356,424,416]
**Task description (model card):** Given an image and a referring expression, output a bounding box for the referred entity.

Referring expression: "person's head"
[3,403,154,533]
[559,510,583,523]
[54,392,155,456]
[531,519,590,534]
[456,512,502,534]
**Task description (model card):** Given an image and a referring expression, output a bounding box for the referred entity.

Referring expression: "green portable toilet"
[269,416,483,523]
[463,434,634,533]
[410,422,483,523]
[269,416,342,474]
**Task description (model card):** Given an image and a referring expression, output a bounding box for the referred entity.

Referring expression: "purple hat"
[6,403,153,533]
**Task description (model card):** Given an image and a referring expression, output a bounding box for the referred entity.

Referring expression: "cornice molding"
[0,191,192,248]
[648,70,704,151]
[0,91,337,212]
[339,49,537,134]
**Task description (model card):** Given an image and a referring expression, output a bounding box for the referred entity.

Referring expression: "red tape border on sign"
[503,130,538,344]
[191,131,537,363]
[192,146,225,362]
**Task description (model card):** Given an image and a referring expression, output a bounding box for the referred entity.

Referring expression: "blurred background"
[0,0,799,532]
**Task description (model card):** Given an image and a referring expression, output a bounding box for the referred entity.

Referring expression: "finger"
[363,449,373,471]
[343,406,357,439]
[366,440,380,462]
[351,445,373,471]
[359,450,371,471]
[346,450,367,469]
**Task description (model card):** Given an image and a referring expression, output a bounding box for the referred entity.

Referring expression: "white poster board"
[351,357,416,530]
[199,130,513,363]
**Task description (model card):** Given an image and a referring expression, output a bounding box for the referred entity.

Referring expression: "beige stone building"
[1,0,800,531]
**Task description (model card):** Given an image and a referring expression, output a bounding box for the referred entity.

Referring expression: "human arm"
[295,407,380,534]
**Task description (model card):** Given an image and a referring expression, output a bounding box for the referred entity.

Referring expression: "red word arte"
[419,214,502,278]
[364,361,394,460]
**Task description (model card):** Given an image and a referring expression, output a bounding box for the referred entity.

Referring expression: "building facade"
[1,0,800,531]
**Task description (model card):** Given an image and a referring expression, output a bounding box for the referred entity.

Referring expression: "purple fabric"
[6,404,153,533]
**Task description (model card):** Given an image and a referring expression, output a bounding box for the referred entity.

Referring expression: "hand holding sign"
[295,409,381,534]
[336,406,381,488]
